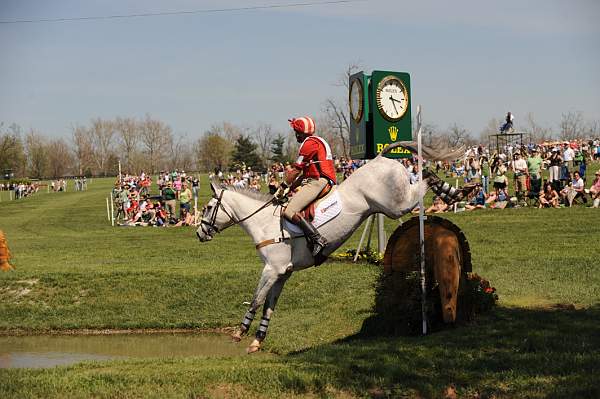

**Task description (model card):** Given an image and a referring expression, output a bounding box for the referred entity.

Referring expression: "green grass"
[0,175,599,398]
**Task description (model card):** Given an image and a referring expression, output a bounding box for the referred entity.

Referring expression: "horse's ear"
[210,178,222,195]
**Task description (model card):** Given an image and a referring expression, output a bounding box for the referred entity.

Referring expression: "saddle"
[300,183,333,222]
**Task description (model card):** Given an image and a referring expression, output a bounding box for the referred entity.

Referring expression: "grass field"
[0,174,599,398]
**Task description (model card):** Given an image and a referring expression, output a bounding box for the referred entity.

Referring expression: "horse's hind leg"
[247,270,291,354]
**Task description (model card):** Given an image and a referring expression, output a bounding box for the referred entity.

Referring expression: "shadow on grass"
[285,305,600,398]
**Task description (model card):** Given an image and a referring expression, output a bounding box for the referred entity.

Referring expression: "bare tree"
[167,133,194,171]
[89,118,116,176]
[415,122,439,147]
[139,115,172,174]
[585,119,600,139]
[47,138,73,178]
[205,122,243,143]
[322,99,349,158]
[71,125,94,176]
[0,123,26,177]
[284,131,299,162]
[25,130,48,179]
[525,113,553,143]
[252,122,275,168]
[195,133,232,172]
[445,123,472,147]
[114,117,139,173]
[476,118,503,148]
[559,111,584,140]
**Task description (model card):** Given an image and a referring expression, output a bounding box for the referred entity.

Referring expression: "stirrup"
[294,215,328,257]
[310,237,327,257]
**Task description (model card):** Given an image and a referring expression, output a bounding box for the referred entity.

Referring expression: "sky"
[1,0,599,141]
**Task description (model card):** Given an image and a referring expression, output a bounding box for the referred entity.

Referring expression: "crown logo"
[388,126,398,141]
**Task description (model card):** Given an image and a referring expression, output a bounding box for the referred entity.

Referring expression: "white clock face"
[349,79,363,122]
[376,76,408,121]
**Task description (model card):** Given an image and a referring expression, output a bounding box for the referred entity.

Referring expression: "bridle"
[200,189,275,238]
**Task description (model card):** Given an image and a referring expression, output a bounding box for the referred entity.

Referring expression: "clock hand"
[390,95,404,109]
[389,96,399,114]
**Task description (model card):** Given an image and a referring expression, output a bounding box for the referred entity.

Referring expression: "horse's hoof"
[246,339,262,354]
[231,332,243,342]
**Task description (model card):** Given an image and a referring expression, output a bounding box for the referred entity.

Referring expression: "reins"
[201,189,276,235]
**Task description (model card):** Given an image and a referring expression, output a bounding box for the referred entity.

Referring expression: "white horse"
[196,142,465,353]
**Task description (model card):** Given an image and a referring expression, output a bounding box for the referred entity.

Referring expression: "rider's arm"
[286,139,319,186]
[284,167,301,187]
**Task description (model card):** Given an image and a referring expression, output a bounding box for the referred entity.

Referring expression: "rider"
[275,116,336,257]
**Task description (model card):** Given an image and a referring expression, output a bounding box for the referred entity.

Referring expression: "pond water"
[0,333,247,369]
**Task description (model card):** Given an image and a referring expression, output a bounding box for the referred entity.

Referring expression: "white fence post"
[417,104,427,336]
[110,195,115,226]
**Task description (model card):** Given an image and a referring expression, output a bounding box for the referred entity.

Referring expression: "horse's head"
[196,181,233,242]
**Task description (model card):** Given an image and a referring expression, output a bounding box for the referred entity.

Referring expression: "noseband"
[200,189,274,238]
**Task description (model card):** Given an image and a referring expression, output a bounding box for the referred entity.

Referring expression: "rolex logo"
[388,126,398,141]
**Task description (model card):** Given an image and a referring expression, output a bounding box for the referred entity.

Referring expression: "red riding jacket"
[293,136,337,185]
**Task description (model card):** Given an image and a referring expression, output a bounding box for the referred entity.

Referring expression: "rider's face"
[295,132,306,144]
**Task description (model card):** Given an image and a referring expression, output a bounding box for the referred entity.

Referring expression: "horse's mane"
[223,185,274,202]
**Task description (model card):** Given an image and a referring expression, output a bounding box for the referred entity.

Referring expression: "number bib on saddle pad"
[283,191,342,234]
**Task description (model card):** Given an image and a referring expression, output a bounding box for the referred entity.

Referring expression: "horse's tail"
[378,141,417,157]
[378,141,465,161]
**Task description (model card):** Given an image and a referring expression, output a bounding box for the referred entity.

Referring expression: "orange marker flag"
[0,230,14,271]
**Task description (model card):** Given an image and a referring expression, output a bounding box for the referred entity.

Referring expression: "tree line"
[2,109,598,180]
[0,113,353,179]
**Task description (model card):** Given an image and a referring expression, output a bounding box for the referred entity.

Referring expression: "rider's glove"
[274,183,289,203]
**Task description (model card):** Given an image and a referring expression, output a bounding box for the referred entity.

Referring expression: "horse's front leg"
[231,263,289,342]
[247,270,291,354]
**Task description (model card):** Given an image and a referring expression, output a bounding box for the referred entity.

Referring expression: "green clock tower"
[349,70,412,159]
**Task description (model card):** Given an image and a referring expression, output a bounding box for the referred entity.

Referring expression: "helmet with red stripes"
[288,117,315,135]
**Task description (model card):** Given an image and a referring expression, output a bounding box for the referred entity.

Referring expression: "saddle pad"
[284,191,342,234]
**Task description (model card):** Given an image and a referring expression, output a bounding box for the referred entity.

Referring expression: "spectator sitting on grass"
[125,196,139,221]
[539,183,560,208]
[154,203,168,226]
[174,209,196,227]
[572,171,586,201]
[425,196,448,214]
[486,186,509,209]
[560,171,586,206]
[588,170,600,208]
[465,185,486,211]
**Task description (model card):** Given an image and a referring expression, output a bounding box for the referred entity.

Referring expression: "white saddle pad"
[283,191,342,234]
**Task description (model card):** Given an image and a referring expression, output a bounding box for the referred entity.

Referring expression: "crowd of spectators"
[109,137,599,226]
[416,138,600,212]
[1,176,88,200]
[50,179,68,192]
[113,169,200,227]
[0,182,40,199]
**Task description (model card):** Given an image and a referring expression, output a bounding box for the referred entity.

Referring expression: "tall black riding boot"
[294,215,328,257]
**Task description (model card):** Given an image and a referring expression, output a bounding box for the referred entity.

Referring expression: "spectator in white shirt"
[563,143,575,170]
